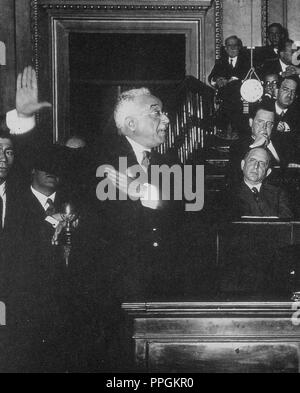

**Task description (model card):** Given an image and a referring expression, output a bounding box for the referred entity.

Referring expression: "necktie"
[251,187,259,203]
[230,58,234,69]
[141,151,151,169]
[45,198,56,216]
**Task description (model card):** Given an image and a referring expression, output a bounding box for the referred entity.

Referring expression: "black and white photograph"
[0,0,300,375]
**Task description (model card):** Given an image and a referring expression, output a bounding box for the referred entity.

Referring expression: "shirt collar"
[126,136,151,166]
[229,56,238,65]
[279,58,288,72]
[0,182,6,198]
[244,179,262,192]
[275,101,288,115]
[31,186,56,210]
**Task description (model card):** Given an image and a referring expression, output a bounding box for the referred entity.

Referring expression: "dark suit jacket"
[208,53,250,84]
[259,58,283,79]
[92,135,185,300]
[254,45,279,69]
[230,181,293,219]
[228,133,297,187]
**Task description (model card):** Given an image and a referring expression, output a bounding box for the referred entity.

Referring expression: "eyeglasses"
[254,119,274,129]
[265,80,278,87]
[280,87,297,96]
[141,109,169,119]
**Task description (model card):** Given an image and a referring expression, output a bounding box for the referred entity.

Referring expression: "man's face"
[225,37,240,58]
[241,148,270,185]
[264,74,279,98]
[32,169,59,194]
[279,42,294,65]
[251,109,275,139]
[130,95,170,149]
[277,78,297,108]
[0,138,14,183]
[268,26,282,48]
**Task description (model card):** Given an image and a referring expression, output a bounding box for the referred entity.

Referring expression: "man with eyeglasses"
[273,76,300,134]
[260,39,300,80]
[263,73,279,100]
[78,87,187,371]
[208,36,251,138]
[209,36,250,88]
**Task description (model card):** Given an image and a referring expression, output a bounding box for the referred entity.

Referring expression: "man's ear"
[241,159,245,171]
[266,167,272,177]
[249,118,253,128]
[124,116,137,134]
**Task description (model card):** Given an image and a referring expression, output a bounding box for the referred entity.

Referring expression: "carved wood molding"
[261,0,268,46]
[37,0,213,12]
[214,0,222,59]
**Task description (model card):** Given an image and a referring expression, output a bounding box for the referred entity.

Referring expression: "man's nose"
[161,113,169,124]
[0,150,7,162]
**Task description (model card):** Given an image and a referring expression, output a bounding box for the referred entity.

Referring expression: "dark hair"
[0,118,13,142]
[279,75,300,96]
[249,98,275,119]
[268,23,284,33]
[225,35,243,48]
[268,23,289,40]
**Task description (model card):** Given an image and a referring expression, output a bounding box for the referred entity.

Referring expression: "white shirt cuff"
[45,216,59,228]
[140,183,159,210]
[6,109,35,135]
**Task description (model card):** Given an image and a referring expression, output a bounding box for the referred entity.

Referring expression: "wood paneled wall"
[0,0,298,116]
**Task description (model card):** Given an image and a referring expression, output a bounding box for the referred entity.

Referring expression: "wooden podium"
[122,302,300,373]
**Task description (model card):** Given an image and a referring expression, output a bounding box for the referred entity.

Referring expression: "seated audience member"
[229,101,295,185]
[209,36,249,86]
[255,23,287,68]
[273,76,300,134]
[209,35,250,136]
[260,39,300,80]
[263,73,279,100]
[230,147,293,219]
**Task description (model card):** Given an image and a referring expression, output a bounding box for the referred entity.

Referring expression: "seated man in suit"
[273,76,300,133]
[229,101,295,185]
[231,147,293,219]
[209,35,250,137]
[263,73,279,100]
[255,23,287,69]
[260,39,300,80]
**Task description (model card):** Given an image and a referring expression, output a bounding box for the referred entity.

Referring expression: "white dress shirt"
[0,182,7,228]
[6,109,35,135]
[267,140,280,162]
[126,137,159,209]
[31,186,59,227]
[229,56,238,68]
[275,102,288,116]
[244,180,262,192]
[279,59,289,75]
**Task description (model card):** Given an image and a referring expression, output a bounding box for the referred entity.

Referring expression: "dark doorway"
[69,33,186,145]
